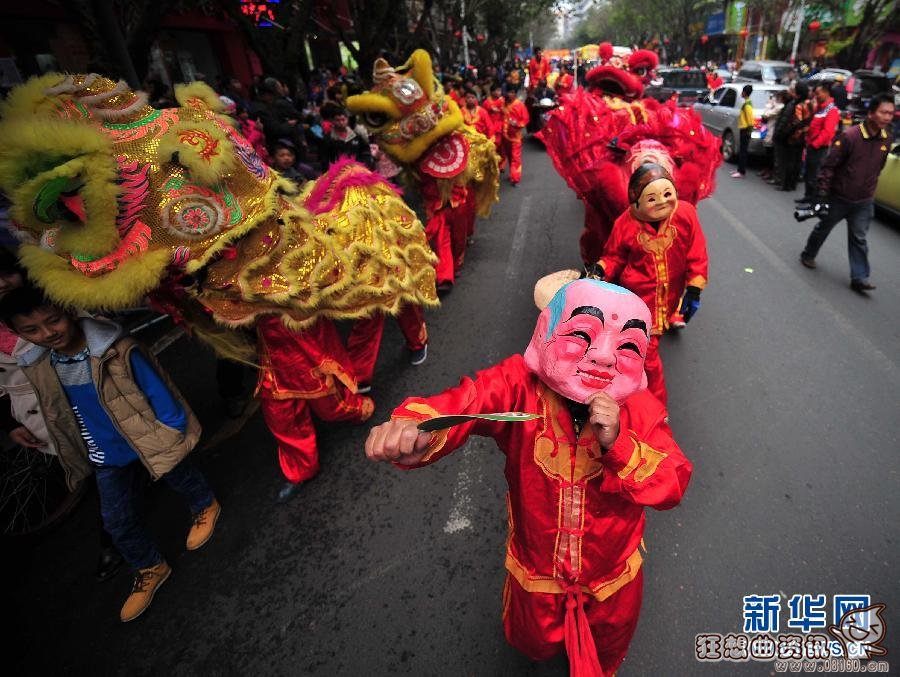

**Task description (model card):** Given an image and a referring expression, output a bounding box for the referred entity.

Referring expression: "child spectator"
[0,286,220,623]
[271,139,305,186]
[236,105,270,164]
[0,248,123,581]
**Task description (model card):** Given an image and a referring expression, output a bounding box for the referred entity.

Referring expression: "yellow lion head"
[347,49,463,164]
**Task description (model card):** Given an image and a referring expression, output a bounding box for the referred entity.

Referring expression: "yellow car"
[874,142,900,218]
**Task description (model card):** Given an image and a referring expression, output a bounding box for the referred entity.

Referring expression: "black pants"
[737,129,751,175]
[782,144,803,190]
[802,146,828,200]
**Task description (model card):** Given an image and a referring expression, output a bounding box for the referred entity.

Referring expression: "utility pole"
[790,0,806,65]
[461,0,470,68]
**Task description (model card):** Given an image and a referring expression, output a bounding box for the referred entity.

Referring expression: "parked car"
[734,60,793,85]
[805,68,852,83]
[844,69,892,123]
[651,68,709,106]
[693,83,788,162]
[874,142,900,219]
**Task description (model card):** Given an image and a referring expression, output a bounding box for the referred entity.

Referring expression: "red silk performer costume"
[369,279,692,676]
[597,164,708,405]
[502,97,530,185]
[528,54,552,93]
[483,94,506,162]
[347,51,499,290]
[538,43,721,265]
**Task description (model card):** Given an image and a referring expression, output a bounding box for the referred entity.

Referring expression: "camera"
[794,201,829,222]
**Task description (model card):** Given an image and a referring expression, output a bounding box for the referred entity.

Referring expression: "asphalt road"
[6,142,899,676]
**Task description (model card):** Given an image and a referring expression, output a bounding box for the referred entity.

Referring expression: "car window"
[711,87,726,104]
[739,66,761,81]
[857,75,890,97]
[750,90,777,108]
[768,66,791,82]
[684,72,707,87]
[720,89,737,107]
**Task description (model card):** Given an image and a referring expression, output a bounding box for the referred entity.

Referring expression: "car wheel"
[721,130,736,163]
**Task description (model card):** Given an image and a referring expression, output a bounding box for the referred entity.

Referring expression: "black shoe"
[850,280,876,293]
[436,281,453,295]
[277,481,304,503]
[799,256,816,269]
[96,546,124,582]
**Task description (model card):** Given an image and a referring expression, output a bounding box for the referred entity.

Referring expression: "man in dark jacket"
[800,93,894,293]
[255,78,306,153]
[319,109,374,169]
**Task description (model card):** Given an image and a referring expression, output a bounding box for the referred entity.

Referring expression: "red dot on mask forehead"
[611,313,618,320]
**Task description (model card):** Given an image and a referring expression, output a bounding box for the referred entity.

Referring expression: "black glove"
[679,286,702,323]
[583,263,605,280]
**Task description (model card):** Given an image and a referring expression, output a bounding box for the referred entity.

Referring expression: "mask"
[628,163,677,222]
[524,279,651,404]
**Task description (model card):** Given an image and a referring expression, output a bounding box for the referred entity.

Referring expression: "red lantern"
[476,33,485,43]
[700,34,709,44]
[808,20,821,31]
[739,28,749,38]
[454,30,462,39]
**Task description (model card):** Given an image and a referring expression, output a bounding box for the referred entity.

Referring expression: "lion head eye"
[364,112,389,129]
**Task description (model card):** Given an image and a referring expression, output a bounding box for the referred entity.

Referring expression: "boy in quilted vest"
[0,285,220,623]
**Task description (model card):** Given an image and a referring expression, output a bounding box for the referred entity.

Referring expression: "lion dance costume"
[0,73,439,483]
[347,50,500,290]
[538,43,722,266]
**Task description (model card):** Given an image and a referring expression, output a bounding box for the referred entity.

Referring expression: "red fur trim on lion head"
[585,65,644,100]
[598,42,614,63]
[628,50,659,85]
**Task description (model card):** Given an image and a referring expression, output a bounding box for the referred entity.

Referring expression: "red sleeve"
[480,109,494,138]
[681,203,709,290]
[597,213,630,280]
[511,101,529,127]
[597,392,693,509]
[390,355,529,467]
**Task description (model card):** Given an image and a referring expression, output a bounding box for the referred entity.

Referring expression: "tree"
[800,0,897,68]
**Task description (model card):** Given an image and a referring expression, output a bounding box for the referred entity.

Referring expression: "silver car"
[734,60,794,85]
[693,83,788,162]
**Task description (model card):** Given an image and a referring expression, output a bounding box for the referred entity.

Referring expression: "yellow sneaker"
[120,561,171,622]
[186,499,221,551]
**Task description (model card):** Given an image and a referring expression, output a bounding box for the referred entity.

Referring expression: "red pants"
[346,305,428,384]
[260,391,373,483]
[503,570,644,676]
[645,336,667,407]
[426,198,476,286]
[256,316,374,484]
[500,137,523,184]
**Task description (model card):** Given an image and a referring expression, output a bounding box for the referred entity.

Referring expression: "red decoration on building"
[738,28,749,37]
[475,33,485,43]
[700,34,709,44]
[808,20,821,31]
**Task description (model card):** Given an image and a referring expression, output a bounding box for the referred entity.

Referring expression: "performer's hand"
[365,419,433,466]
[679,286,702,323]
[587,393,620,450]
[9,425,44,449]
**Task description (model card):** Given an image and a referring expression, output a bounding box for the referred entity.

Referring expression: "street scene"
[0,0,898,675]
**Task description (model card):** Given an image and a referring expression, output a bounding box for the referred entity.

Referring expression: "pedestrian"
[759,92,784,181]
[501,88,529,186]
[483,83,506,165]
[799,93,894,294]
[270,139,306,186]
[319,109,374,170]
[365,277,692,677]
[461,89,494,139]
[730,84,754,178]
[0,286,220,623]
[797,82,840,204]
[0,249,124,581]
[782,81,813,192]
[830,74,848,111]
[555,63,574,96]
[527,47,551,95]
[771,89,798,190]
[593,163,708,405]
[235,104,270,164]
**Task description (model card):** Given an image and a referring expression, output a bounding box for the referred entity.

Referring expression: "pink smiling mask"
[524,279,651,404]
